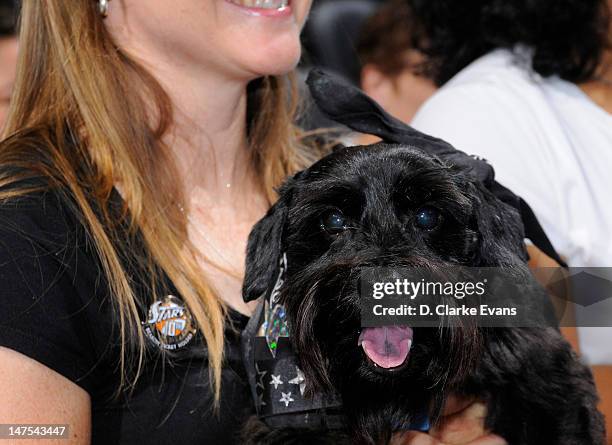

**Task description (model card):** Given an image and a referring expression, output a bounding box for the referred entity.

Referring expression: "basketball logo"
[143,295,196,350]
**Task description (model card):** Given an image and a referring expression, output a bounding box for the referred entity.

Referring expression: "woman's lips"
[225,0,292,17]
[227,0,290,10]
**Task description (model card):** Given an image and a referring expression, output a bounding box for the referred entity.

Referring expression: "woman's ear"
[242,192,290,303]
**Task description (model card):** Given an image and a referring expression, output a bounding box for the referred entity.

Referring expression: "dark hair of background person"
[357,0,414,79]
[404,0,611,86]
[0,0,17,36]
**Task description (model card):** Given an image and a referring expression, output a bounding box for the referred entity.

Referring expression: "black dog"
[242,142,605,445]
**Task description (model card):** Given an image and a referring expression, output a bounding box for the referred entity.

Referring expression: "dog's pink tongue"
[358,326,413,369]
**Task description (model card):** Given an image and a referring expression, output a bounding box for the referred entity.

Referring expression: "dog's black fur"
[242,143,605,445]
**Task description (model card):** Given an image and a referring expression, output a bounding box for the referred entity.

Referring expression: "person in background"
[357,0,436,131]
[401,0,612,440]
[408,0,611,267]
[0,0,18,128]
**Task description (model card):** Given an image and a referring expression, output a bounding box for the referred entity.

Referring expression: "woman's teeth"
[229,0,289,9]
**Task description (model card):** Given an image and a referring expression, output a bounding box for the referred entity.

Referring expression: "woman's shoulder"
[0,170,87,255]
[0,169,111,393]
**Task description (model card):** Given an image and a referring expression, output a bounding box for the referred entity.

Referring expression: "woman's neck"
[118,39,259,202]
[145,60,268,316]
[157,66,257,200]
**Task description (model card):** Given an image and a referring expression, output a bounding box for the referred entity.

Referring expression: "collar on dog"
[241,253,345,429]
[261,252,289,358]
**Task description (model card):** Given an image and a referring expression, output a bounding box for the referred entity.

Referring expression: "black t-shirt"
[0,178,255,444]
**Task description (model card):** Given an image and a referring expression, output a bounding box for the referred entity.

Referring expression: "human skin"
[0,35,18,130]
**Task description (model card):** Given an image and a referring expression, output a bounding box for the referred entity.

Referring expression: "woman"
[0,0,314,442]
[0,1,503,444]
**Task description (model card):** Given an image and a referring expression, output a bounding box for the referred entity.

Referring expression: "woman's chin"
[237,43,302,78]
[255,57,301,77]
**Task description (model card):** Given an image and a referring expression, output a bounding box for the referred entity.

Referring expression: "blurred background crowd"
[1,0,611,440]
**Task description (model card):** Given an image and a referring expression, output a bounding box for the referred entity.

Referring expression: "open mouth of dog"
[358,326,413,371]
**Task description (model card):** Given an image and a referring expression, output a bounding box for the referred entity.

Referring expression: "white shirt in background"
[411,48,612,364]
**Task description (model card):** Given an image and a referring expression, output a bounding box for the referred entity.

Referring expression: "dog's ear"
[306,69,496,185]
[467,180,528,265]
[242,181,296,303]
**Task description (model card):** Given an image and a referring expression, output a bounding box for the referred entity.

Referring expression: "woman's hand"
[391,396,507,445]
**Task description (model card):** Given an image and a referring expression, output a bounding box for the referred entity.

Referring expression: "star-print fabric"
[251,336,342,418]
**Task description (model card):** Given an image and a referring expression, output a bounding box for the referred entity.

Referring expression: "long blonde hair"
[0,0,317,400]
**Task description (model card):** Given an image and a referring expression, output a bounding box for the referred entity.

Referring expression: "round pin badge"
[143,295,196,350]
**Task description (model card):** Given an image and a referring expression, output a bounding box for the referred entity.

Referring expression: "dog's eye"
[320,209,347,234]
[415,206,441,231]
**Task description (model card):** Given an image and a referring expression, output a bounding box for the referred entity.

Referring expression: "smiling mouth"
[228,0,290,9]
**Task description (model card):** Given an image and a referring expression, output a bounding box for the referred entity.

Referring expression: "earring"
[99,0,109,18]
